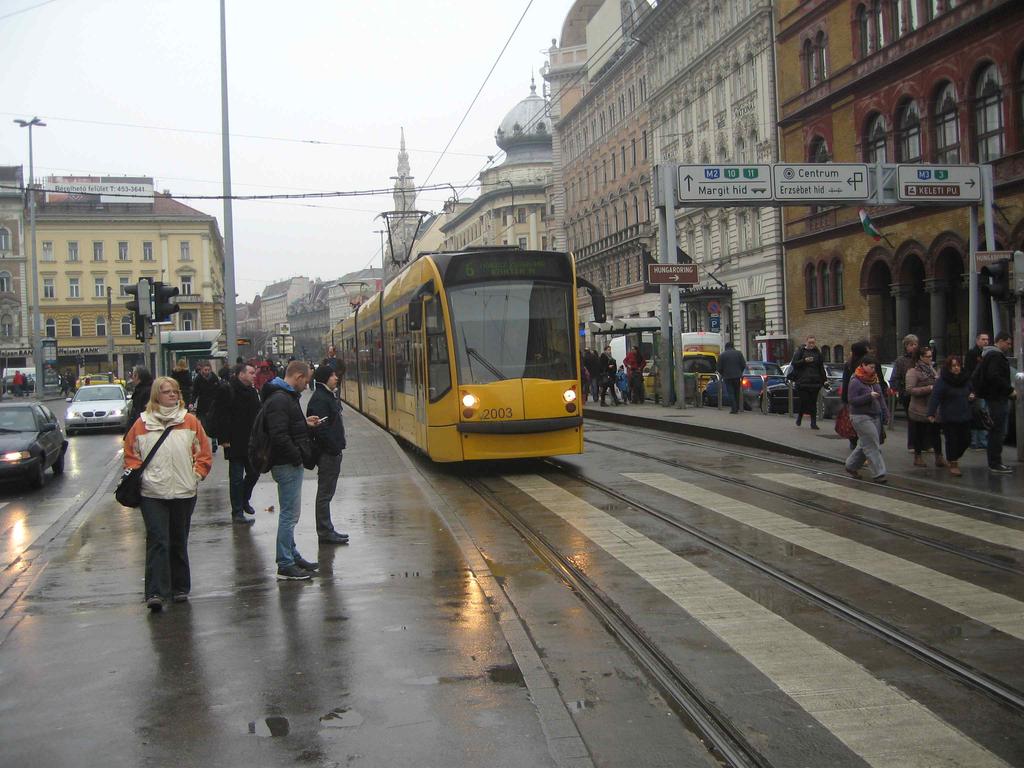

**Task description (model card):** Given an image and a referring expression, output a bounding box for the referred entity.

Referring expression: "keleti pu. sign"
[647,264,698,285]
[895,165,981,203]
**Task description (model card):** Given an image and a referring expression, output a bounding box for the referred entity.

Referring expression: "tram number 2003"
[480,407,514,420]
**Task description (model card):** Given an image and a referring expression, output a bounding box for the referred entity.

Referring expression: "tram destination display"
[444,251,572,285]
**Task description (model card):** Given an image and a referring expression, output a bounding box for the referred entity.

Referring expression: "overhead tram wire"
[0,0,61,22]
[420,0,536,188]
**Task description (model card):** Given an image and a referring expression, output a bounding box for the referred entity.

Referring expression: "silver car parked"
[65,385,130,435]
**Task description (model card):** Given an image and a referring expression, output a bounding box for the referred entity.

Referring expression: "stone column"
[890,283,912,347]
[925,278,948,358]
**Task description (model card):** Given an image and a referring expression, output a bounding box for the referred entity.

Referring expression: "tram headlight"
[562,388,577,403]
[461,393,479,409]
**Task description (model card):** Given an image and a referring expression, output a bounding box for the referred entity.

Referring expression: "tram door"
[412,297,429,449]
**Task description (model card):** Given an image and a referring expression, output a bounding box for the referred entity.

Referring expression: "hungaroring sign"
[676,165,772,205]
[896,165,981,203]
[648,264,699,285]
[773,163,870,201]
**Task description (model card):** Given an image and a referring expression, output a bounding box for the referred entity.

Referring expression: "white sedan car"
[65,384,130,435]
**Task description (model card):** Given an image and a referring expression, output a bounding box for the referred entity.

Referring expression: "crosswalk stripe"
[754,473,1024,551]
[626,473,1024,640]
[502,474,1007,768]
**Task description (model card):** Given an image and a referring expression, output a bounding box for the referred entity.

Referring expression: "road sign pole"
[981,164,1001,336]
[655,166,672,407]
[663,168,685,410]
[969,205,979,343]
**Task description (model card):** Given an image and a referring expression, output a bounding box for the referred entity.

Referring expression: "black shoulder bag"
[115,425,178,508]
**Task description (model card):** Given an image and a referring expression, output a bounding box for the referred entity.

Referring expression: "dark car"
[0,402,67,488]
[703,361,786,409]
[768,363,895,418]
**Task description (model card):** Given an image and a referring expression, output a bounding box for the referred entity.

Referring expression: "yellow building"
[35,177,224,377]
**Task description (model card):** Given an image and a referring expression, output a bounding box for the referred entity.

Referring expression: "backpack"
[247,396,276,474]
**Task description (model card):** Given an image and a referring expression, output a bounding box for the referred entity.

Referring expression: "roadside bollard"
[787,382,794,416]
[760,386,769,415]
[717,374,723,410]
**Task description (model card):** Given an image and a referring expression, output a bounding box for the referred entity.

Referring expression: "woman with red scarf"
[844,356,889,483]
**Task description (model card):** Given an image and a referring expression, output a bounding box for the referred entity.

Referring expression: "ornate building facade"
[777,0,1024,361]
[546,0,657,347]
[0,166,30,367]
[636,0,788,359]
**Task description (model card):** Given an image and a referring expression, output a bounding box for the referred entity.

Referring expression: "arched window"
[70,317,81,337]
[633,195,640,225]
[96,316,107,337]
[45,317,56,338]
[819,261,831,307]
[895,100,921,162]
[736,136,746,162]
[803,39,815,86]
[644,192,651,221]
[834,345,844,363]
[0,271,10,292]
[924,0,939,21]
[121,315,133,336]
[0,228,10,252]
[622,201,629,229]
[832,259,844,305]
[871,0,886,50]
[974,64,1004,162]
[0,315,12,338]
[815,31,827,80]
[821,345,832,362]
[856,4,870,57]
[934,82,960,163]
[805,264,818,309]
[808,135,829,162]
[865,114,887,162]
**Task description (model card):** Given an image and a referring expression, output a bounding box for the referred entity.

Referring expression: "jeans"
[272,463,305,568]
[315,451,343,537]
[140,496,197,599]
[846,414,886,478]
[725,378,742,412]
[228,457,259,515]
[986,399,1009,468]
[589,375,600,403]
[942,421,970,463]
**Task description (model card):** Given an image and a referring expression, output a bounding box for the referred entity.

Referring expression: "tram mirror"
[590,292,607,323]
[408,298,423,331]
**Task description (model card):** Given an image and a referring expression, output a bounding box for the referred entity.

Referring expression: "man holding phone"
[306,363,350,544]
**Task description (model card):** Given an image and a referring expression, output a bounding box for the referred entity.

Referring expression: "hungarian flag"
[859,208,883,241]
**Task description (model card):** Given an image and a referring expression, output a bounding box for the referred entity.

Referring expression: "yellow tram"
[337,247,604,462]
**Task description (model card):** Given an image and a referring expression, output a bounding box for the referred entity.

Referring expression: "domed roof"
[495,78,551,152]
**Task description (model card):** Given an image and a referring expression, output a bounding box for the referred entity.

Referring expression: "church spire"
[397,127,410,179]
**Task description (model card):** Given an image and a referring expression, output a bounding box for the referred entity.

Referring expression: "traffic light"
[152,281,180,323]
[124,278,152,341]
[980,259,1011,301]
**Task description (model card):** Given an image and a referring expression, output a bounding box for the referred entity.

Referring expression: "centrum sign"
[773,163,869,201]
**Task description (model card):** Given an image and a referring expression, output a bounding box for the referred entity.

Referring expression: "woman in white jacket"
[124,376,213,612]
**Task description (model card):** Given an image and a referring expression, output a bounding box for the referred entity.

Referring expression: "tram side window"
[426,295,451,401]
[392,315,412,395]
[372,327,384,387]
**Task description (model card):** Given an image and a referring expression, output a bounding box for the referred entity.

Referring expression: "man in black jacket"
[214,362,262,526]
[191,363,221,452]
[790,335,826,429]
[975,332,1016,474]
[598,345,620,406]
[264,360,320,580]
[306,364,350,544]
[964,332,990,450]
[717,342,747,414]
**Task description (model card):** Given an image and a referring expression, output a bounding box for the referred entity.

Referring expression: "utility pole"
[13,117,46,395]
[220,0,239,364]
[106,286,114,372]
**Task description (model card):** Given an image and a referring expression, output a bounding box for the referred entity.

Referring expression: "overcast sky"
[0,0,575,299]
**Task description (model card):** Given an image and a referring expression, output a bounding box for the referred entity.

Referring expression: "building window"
[93,277,105,298]
[181,311,195,332]
[819,262,831,306]
[871,0,886,50]
[518,237,528,249]
[895,100,922,162]
[92,241,104,261]
[934,82,960,163]
[69,278,80,299]
[0,315,12,338]
[0,271,10,292]
[43,278,55,299]
[815,32,828,80]
[642,129,648,159]
[925,0,939,21]
[180,241,191,261]
[42,241,54,261]
[119,277,130,296]
[702,224,711,259]
[805,264,818,308]
[833,345,844,363]
[719,219,729,258]
[121,315,133,336]
[865,113,888,163]
[96,316,107,337]
[45,317,56,338]
[751,209,761,248]
[803,39,815,86]
[832,259,844,305]
[0,228,9,252]
[68,242,79,262]
[118,241,129,261]
[143,241,154,261]
[70,317,81,337]
[974,64,1004,163]
[180,274,193,295]
[809,135,829,162]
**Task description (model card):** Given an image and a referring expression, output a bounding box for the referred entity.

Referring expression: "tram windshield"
[447,281,575,384]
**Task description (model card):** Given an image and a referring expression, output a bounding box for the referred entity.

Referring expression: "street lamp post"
[14,117,46,396]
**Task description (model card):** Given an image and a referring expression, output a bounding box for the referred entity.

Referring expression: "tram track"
[462,475,772,768]
[582,433,1024,577]
[537,456,1024,715]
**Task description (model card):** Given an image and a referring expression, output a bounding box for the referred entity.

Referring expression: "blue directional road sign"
[676,165,772,206]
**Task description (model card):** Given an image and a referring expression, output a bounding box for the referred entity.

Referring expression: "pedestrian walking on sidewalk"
[964,332,990,450]
[974,332,1017,475]
[624,346,647,404]
[190,363,221,453]
[906,346,945,468]
[124,376,213,612]
[583,349,601,404]
[306,364,350,545]
[126,366,153,433]
[170,358,193,406]
[717,342,746,414]
[599,345,620,406]
[213,362,262,525]
[893,334,919,450]
[841,340,870,449]
[927,355,973,477]
[844,356,889,483]
[790,335,826,429]
[263,361,321,580]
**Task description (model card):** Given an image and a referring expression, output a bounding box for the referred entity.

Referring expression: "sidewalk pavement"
[583,399,1024,497]
[0,409,576,768]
